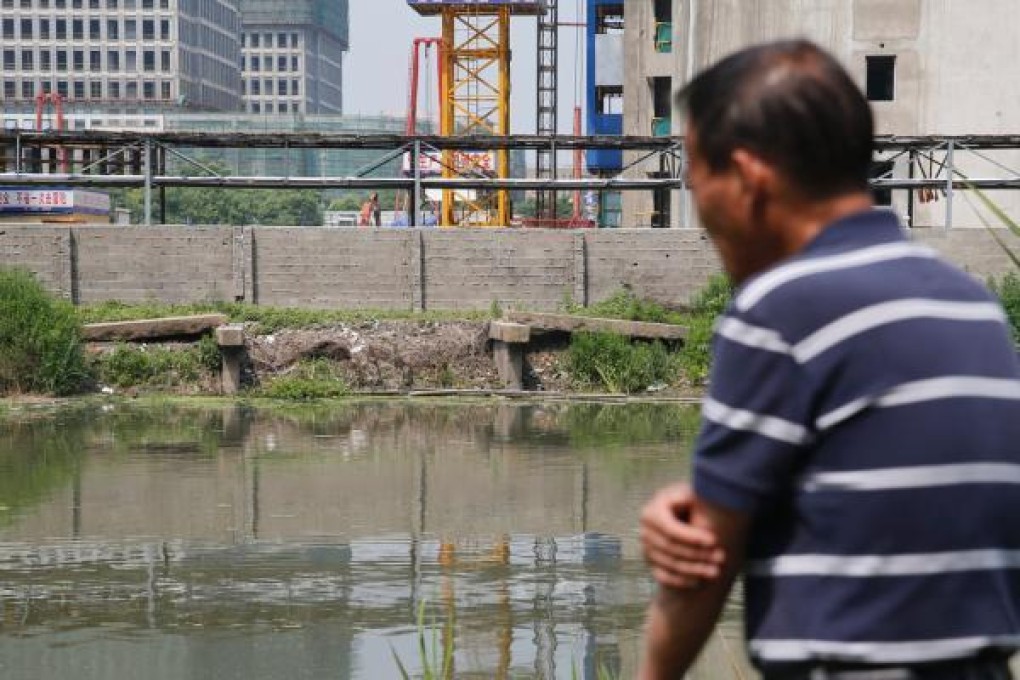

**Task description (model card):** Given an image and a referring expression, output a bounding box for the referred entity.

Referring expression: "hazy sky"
[344,0,586,133]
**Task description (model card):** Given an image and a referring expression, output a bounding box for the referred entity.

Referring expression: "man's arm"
[640,482,726,588]
[639,495,750,680]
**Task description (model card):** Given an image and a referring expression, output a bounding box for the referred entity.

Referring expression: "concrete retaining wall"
[0,225,1015,311]
[72,227,236,305]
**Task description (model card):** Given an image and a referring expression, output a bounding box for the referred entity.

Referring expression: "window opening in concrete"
[595,5,624,34]
[650,169,672,228]
[651,76,672,136]
[654,0,672,52]
[870,160,894,206]
[866,55,895,101]
[596,85,623,115]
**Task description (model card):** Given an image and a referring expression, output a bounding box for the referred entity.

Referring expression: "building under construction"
[619,0,1020,229]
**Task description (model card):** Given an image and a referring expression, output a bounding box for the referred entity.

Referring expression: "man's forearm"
[639,576,735,680]
[638,496,748,680]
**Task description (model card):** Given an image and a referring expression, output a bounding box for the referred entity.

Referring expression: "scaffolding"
[409,1,541,227]
[535,0,559,221]
[3,131,1020,228]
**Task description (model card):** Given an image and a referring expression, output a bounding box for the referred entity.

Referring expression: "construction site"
[1,0,1019,313]
[2,0,1020,226]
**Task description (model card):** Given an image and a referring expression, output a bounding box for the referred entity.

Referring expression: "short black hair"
[679,40,874,200]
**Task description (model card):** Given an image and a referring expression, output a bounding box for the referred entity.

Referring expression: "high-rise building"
[0,0,241,112]
[238,0,348,115]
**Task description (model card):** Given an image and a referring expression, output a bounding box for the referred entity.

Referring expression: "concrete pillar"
[215,324,247,395]
[493,342,525,391]
[489,321,530,391]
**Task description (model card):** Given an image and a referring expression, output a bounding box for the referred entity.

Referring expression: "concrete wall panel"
[422,230,575,311]
[911,228,1020,280]
[0,226,1014,311]
[0,226,72,299]
[73,227,235,305]
[586,229,721,306]
[253,228,414,309]
[854,0,921,40]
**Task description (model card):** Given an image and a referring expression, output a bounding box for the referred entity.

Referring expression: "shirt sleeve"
[692,311,814,514]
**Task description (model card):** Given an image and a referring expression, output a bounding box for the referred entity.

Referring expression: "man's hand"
[640,482,725,588]
[639,490,749,679]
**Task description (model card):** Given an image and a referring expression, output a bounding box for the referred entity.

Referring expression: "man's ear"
[730,149,774,197]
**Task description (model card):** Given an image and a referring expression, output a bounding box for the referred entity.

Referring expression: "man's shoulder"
[730,238,988,329]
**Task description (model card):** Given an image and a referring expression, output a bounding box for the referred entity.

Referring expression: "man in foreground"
[640,40,1020,680]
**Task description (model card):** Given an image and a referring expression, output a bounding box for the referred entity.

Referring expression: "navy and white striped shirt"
[692,210,1020,669]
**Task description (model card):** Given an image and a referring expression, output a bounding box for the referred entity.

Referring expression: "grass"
[392,601,455,680]
[256,357,350,400]
[0,268,91,396]
[676,275,734,385]
[93,337,220,389]
[77,301,491,335]
[566,332,678,394]
[563,279,733,390]
[989,272,1020,344]
[565,287,686,325]
[392,600,619,680]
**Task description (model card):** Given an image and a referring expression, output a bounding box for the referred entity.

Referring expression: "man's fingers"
[645,548,721,580]
[650,566,703,590]
[641,500,719,549]
[642,536,724,570]
[640,522,725,564]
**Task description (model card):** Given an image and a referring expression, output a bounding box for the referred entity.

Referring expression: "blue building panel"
[586,0,624,175]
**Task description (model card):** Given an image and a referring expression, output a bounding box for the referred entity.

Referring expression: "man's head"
[680,40,875,283]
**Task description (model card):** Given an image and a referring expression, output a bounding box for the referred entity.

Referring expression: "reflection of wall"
[0,403,746,679]
[3,404,695,556]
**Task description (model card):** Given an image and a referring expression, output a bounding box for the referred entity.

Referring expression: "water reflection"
[0,401,744,679]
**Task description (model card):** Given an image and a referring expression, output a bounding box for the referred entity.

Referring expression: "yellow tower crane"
[408,1,542,227]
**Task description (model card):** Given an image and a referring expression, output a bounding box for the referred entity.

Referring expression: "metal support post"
[159,146,166,225]
[143,139,152,226]
[907,150,915,229]
[945,141,954,231]
[412,140,422,227]
[15,134,21,174]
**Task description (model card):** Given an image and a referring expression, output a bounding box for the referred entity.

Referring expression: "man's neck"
[777,192,874,257]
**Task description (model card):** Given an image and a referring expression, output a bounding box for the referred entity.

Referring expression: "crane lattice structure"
[535,0,558,221]
[408,1,541,227]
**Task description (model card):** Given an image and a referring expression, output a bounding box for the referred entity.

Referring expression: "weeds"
[392,601,455,680]
[257,358,349,400]
[677,275,733,385]
[567,332,677,393]
[0,268,90,396]
[563,279,732,390]
[77,301,491,335]
[990,272,1020,344]
[568,288,686,325]
[95,342,215,389]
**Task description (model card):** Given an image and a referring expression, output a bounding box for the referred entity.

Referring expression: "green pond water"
[0,400,748,679]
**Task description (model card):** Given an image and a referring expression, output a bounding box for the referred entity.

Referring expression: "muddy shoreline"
[79,319,704,399]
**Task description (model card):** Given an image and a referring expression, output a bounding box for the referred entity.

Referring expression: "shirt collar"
[802,208,905,254]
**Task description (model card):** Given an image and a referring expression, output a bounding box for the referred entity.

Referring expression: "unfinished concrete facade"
[621,0,1020,229]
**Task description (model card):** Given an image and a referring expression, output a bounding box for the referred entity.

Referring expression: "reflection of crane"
[407,1,542,227]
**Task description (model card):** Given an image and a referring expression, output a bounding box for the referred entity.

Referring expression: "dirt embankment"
[244,320,572,392]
